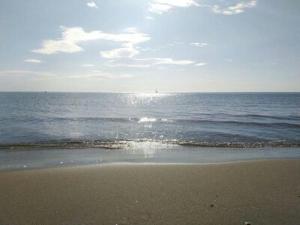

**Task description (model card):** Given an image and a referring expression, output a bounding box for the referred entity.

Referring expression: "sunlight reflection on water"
[126,92,172,105]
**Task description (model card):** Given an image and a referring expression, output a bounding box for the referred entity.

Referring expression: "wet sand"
[0,160,300,225]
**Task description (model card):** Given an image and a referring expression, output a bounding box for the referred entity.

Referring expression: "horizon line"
[0,91,299,94]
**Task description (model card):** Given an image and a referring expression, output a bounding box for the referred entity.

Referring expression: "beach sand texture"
[0,160,300,225]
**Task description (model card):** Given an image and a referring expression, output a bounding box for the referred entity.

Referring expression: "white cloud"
[33,27,100,54]
[149,0,199,14]
[195,62,207,66]
[99,28,150,59]
[24,59,42,64]
[33,26,150,56]
[190,42,208,48]
[212,0,257,15]
[86,1,98,9]
[109,57,195,68]
[145,57,195,65]
[149,3,172,14]
[100,47,139,59]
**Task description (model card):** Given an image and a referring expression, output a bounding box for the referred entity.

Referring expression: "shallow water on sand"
[1,146,300,171]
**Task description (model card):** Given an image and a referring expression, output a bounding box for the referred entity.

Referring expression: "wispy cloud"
[100,47,139,59]
[107,57,209,69]
[138,57,195,65]
[86,1,98,9]
[99,27,150,59]
[149,0,199,14]
[24,59,42,64]
[108,57,199,68]
[212,0,257,15]
[33,26,150,55]
[0,70,55,77]
[0,69,133,80]
[190,42,208,48]
[195,62,207,66]
[147,0,256,16]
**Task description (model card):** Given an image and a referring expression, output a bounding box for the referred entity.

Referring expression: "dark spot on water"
[210,204,214,208]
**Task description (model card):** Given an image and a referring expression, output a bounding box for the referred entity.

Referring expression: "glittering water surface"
[0,92,300,149]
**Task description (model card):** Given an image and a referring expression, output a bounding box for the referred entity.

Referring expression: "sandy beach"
[0,160,300,225]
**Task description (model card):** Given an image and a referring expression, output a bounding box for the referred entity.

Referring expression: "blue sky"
[0,0,299,92]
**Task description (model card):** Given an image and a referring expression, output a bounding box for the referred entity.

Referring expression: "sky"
[0,0,299,92]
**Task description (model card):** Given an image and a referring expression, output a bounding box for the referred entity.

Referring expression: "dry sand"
[0,160,300,225]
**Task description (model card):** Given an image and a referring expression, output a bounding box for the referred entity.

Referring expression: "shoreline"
[1,147,300,172]
[2,157,300,173]
[1,159,300,225]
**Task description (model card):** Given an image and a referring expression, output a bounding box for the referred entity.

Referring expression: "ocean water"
[0,92,299,149]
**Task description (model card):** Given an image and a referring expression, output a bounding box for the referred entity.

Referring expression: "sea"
[0,92,300,170]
